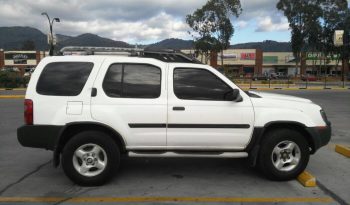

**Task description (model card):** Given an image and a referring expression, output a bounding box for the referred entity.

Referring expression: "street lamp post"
[41,12,60,56]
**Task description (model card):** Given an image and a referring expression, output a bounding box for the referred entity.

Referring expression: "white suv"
[17,49,331,186]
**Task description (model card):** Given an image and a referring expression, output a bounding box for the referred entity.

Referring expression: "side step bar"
[128,151,248,158]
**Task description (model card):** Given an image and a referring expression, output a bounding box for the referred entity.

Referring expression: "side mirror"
[226,89,243,102]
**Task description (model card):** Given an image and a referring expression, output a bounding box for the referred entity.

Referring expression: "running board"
[128,151,248,158]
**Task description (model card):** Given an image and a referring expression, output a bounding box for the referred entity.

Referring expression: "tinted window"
[174,68,232,101]
[103,64,161,98]
[36,62,93,96]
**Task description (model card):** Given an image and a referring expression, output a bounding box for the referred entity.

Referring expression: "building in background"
[262,52,297,76]
[217,49,263,76]
[1,48,348,77]
[182,49,348,77]
[0,50,47,76]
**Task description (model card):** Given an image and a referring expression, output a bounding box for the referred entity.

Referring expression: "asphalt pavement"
[0,90,349,205]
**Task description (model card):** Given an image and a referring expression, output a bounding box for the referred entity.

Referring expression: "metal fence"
[230,75,350,90]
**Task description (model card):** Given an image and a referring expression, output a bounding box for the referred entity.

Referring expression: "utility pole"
[334,30,345,87]
[41,12,60,56]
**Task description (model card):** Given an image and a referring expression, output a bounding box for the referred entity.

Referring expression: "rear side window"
[103,63,161,98]
[36,62,93,96]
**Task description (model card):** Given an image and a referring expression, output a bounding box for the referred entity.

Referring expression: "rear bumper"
[17,125,63,150]
[306,123,332,153]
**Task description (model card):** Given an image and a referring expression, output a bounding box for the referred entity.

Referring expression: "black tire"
[258,128,309,181]
[61,130,120,186]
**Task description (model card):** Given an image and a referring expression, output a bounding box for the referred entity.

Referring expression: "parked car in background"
[252,75,269,81]
[276,72,289,79]
[301,75,317,81]
[23,68,35,77]
[269,73,278,79]
[1,67,20,73]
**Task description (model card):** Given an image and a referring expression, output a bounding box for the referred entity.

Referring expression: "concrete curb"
[335,145,350,158]
[0,95,25,99]
[0,88,26,91]
[297,171,316,187]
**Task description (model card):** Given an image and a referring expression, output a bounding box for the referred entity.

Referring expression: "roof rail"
[60,46,143,56]
[59,46,202,64]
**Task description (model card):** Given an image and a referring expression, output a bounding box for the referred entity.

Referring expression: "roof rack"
[59,46,202,64]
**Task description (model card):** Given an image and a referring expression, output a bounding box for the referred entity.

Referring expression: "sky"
[0,0,291,44]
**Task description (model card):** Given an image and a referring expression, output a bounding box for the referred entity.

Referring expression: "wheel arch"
[246,121,317,167]
[53,122,127,167]
[263,121,316,152]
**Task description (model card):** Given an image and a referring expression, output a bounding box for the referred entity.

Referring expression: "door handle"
[173,106,185,111]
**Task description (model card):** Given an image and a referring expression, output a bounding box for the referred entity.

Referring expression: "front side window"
[36,62,94,96]
[103,64,161,98]
[173,68,232,101]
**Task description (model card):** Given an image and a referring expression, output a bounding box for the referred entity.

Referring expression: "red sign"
[241,53,255,60]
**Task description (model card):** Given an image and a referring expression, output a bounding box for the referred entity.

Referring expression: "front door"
[167,66,254,150]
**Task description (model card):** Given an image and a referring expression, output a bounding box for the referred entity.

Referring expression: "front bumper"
[17,125,63,150]
[305,123,332,153]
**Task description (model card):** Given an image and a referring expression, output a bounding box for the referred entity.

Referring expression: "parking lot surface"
[0,90,349,205]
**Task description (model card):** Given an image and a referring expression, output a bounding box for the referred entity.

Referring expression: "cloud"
[255,16,289,32]
[0,0,291,43]
[236,21,248,29]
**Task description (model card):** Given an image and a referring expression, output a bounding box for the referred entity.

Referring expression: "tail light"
[24,99,33,125]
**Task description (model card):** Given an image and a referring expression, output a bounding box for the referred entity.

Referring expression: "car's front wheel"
[258,128,310,181]
[61,130,120,186]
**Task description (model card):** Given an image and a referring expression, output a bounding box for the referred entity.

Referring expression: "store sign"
[241,53,255,60]
[218,53,239,60]
[306,53,339,60]
[285,56,295,63]
[4,53,36,65]
[263,56,278,64]
[334,30,344,47]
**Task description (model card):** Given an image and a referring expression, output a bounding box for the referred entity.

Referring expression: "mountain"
[56,34,72,43]
[231,40,292,52]
[147,38,194,50]
[147,39,291,52]
[0,27,132,51]
[57,33,132,49]
[0,26,292,52]
[0,26,48,50]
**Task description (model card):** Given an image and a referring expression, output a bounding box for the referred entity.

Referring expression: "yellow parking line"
[335,144,350,158]
[0,197,333,203]
[0,95,25,99]
[297,171,316,187]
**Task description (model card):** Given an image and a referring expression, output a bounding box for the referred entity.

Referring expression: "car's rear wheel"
[258,128,309,181]
[62,130,120,186]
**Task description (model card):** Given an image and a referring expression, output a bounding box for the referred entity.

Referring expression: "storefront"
[262,52,298,76]
[1,51,42,75]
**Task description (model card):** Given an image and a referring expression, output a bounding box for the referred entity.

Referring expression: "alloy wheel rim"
[72,143,107,177]
[271,140,301,172]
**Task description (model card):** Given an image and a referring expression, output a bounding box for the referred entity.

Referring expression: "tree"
[321,0,349,78]
[186,0,242,66]
[21,40,36,50]
[277,0,322,75]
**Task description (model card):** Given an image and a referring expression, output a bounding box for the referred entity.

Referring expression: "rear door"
[91,58,168,150]
[167,65,255,150]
